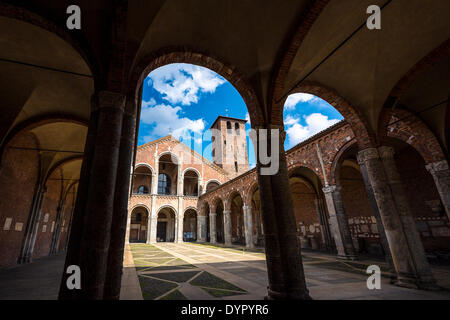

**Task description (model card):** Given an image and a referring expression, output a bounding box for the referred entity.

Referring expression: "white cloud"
[284,93,317,110]
[147,63,226,105]
[141,101,205,143]
[285,113,340,148]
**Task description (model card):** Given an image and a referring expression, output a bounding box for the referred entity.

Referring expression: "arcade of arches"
[0,1,449,300]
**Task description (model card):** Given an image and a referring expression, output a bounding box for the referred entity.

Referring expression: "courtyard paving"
[127,242,450,300]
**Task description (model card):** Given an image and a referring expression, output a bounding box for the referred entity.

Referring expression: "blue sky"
[138,63,343,168]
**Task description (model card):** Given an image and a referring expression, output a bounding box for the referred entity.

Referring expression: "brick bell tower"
[210,116,249,179]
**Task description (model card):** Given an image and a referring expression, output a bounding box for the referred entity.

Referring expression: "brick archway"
[329,139,359,185]
[378,108,446,164]
[128,47,265,127]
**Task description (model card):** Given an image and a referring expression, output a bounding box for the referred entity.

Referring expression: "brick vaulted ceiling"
[0,0,449,165]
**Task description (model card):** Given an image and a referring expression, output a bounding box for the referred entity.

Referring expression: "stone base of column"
[196,240,206,243]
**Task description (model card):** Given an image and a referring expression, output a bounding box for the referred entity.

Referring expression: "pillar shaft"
[104,102,137,299]
[197,216,207,242]
[378,146,436,288]
[357,147,436,289]
[149,195,157,243]
[209,212,217,244]
[243,205,254,248]
[223,209,232,245]
[264,128,310,300]
[358,157,396,276]
[59,91,125,299]
[426,160,450,221]
[322,185,357,260]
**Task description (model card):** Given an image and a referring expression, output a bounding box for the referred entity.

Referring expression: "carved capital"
[322,185,337,194]
[426,160,449,174]
[357,148,379,164]
[377,146,395,160]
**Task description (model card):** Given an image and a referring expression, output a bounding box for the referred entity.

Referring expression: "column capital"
[425,160,449,174]
[357,147,379,164]
[377,146,395,160]
[223,210,231,214]
[209,212,217,216]
[322,185,337,194]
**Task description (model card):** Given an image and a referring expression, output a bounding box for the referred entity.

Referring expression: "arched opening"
[158,153,178,195]
[289,167,333,252]
[389,138,450,261]
[133,166,153,194]
[205,180,220,192]
[338,153,384,257]
[156,207,176,242]
[226,121,232,133]
[129,207,149,243]
[215,199,225,244]
[183,208,198,242]
[235,122,240,135]
[183,170,199,196]
[230,192,245,245]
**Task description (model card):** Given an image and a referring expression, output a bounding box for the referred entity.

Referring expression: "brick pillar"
[223,209,232,245]
[263,127,310,300]
[104,97,137,299]
[426,160,450,221]
[209,212,217,244]
[243,205,254,248]
[197,215,206,242]
[59,91,125,299]
[378,146,436,288]
[357,147,437,289]
[322,185,357,260]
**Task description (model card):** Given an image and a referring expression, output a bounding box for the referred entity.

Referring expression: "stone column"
[197,215,207,242]
[357,147,436,289]
[243,205,254,248]
[125,209,132,245]
[266,127,310,299]
[18,184,47,264]
[315,198,334,252]
[322,185,357,260]
[59,91,125,299]
[151,173,158,195]
[223,209,232,246]
[378,146,436,288]
[149,197,157,243]
[358,157,396,279]
[50,204,64,255]
[209,212,217,244]
[426,160,450,221]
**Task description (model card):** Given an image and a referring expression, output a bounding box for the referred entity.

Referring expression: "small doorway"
[157,221,167,242]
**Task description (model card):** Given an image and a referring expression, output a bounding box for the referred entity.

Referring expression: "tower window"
[227,121,232,133]
[235,161,238,172]
[235,122,240,135]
